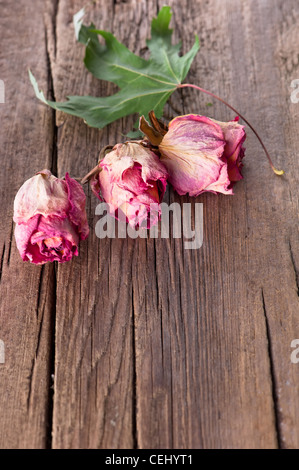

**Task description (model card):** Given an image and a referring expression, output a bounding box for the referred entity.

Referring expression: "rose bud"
[90,142,168,229]
[158,114,246,196]
[13,170,89,264]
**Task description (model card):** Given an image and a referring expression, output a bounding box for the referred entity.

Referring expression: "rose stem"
[81,145,114,184]
[81,165,101,185]
[179,83,284,176]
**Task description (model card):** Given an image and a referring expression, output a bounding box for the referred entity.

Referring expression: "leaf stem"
[179,83,284,175]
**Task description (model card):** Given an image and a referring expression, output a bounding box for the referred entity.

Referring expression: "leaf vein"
[110,62,177,86]
[162,50,180,84]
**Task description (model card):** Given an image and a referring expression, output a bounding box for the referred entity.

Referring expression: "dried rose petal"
[13,170,89,264]
[91,142,168,229]
[158,114,246,196]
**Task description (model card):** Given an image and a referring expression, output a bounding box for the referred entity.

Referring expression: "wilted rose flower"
[91,142,168,229]
[158,114,246,196]
[14,170,89,264]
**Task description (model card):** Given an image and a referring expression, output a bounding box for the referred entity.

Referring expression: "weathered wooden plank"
[0,0,56,448]
[48,0,150,448]
[223,0,299,449]
[1,0,298,449]
[130,0,276,449]
[133,0,299,448]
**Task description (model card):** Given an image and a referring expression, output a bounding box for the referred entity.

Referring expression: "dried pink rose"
[158,114,246,196]
[91,142,168,229]
[14,170,89,264]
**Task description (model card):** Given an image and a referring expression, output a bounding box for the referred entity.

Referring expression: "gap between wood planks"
[42,0,59,449]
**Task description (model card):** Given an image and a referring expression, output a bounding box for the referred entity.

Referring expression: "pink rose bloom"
[158,114,246,196]
[14,170,89,264]
[91,142,168,229]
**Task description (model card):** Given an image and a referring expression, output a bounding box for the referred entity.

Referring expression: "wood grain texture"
[0,0,298,449]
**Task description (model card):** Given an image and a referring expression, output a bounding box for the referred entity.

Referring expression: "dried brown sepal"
[148,111,168,135]
[139,115,164,146]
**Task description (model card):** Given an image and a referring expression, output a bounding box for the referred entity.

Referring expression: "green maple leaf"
[29,6,199,129]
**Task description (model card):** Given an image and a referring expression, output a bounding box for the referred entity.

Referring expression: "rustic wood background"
[0,0,298,449]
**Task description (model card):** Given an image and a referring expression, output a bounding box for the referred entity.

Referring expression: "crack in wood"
[155,0,159,16]
[6,219,14,266]
[35,265,45,319]
[25,263,57,450]
[153,238,164,366]
[26,302,47,412]
[131,277,138,449]
[46,263,57,449]
[288,240,299,297]
[52,0,59,59]
[261,288,283,449]
[26,358,36,414]
[42,1,59,448]
[44,9,58,176]
[0,244,5,283]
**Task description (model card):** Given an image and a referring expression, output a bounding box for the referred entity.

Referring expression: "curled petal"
[13,170,69,224]
[211,117,246,182]
[159,114,245,196]
[93,142,168,229]
[14,170,89,264]
[65,173,89,240]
